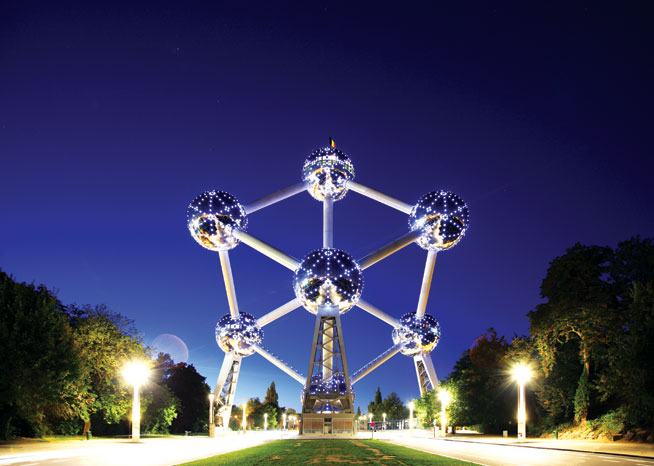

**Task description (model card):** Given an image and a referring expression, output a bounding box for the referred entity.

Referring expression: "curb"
[438,437,654,460]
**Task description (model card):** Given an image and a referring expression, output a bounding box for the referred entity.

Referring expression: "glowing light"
[511,364,532,384]
[293,248,363,314]
[215,312,263,357]
[409,190,469,251]
[438,389,451,406]
[392,312,441,356]
[122,360,150,387]
[187,190,247,251]
[302,147,355,201]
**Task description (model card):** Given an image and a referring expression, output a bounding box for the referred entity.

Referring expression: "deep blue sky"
[1,2,652,413]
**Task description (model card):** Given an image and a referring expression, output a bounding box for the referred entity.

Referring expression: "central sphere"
[187,190,247,251]
[215,312,263,357]
[302,373,354,406]
[293,248,363,314]
[302,147,355,201]
[392,312,441,356]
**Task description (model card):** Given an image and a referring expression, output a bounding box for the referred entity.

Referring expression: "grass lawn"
[178,439,476,465]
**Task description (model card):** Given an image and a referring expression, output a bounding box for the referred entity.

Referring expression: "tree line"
[413,237,654,439]
[0,270,210,440]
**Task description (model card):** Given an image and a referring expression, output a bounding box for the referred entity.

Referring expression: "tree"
[0,271,81,439]
[68,305,148,435]
[163,362,210,433]
[263,381,281,428]
[528,243,616,423]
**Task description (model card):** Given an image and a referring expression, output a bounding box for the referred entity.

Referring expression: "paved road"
[385,436,654,466]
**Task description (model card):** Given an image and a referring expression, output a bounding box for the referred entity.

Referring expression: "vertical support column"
[413,352,439,395]
[323,196,333,248]
[213,353,242,431]
[219,250,240,319]
[322,319,333,380]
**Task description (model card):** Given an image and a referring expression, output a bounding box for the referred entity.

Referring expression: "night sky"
[1,2,652,414]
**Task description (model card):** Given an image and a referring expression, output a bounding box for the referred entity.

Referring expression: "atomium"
[302,147,355,201]
[215,312,263,357]
[409,190,469,251]
[391,312,441,357]
[188,141,469,433]
[293,248,363,314]
[187,190,247,251]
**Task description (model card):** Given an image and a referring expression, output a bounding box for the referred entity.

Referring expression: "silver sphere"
[392,312,441,356]
[215,312,262,357]
[302,147,355,201]
[409,190,469,251]
[293,248,363,314]
[302,373,354,406]
[187,190,247,251]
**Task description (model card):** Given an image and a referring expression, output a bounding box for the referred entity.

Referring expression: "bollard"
[553,430,558,440]
[86,431,92,440]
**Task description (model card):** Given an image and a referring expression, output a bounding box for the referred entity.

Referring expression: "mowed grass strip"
[178,439,476,465]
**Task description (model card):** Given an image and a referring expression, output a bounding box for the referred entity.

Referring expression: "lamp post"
[283,413,287,430]
[368,413,373,438]
[408,401,415,433]
[264,412,268,430]
[242,403,247,433]
[209,393,215,438]
[512,364,532,442]
[383,413,386,430]
[438,389,451,437]
[122,360,149,443]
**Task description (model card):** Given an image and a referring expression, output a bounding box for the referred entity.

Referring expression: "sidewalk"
[381,430,654,458]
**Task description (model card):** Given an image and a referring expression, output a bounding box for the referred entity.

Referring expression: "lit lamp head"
[293,248,363,314]
[187,190,247,251]
[409,190,469,251]
[438,389,451,407]
[302,146,355,201]
[512,364,532,384]
[122,360,150,387]
[408,401,415,411]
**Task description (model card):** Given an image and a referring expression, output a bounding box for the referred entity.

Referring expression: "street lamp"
[408,401,415,433]
[209,393,215,438]
[511,363,532,442]
[242,403,247,432]
[383,413,386,430]
[438,389,451,437]
[283,413,287,430]
[264,412,268,430]
[122,360,149,443]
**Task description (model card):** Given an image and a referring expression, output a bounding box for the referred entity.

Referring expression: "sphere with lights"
[409,190,469,251]
[293,248,363,314]
[302,147,355,201]
[187,190,247,251]
[302,373,354,403]
[392,312,441,356]
[215,312,263,357]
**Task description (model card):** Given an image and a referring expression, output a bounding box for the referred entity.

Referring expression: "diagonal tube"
[356,299,399,327]
[252,344,305,384]
[416,250,437,318]
[219,250,240,318]
[347,181,413,214]
[350,342,404,385]
[257,298,302,327]
[243,182,307,214]
[358,230,422,270]
[233,230,299,270]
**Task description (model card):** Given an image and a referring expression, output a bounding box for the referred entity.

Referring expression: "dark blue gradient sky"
[1,2,652,413]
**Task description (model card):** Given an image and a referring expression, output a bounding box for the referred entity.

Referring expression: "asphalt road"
[386,436,654,466]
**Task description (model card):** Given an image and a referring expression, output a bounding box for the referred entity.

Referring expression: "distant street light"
[438,389,451,437]
[264,412,268,430]
[242,403,247,432]
[209,393,215,438]
[383,413,386,430]
[408,401,415,433]
[511,363,532,442]
[122,360,149,443]
[283,413,287,430]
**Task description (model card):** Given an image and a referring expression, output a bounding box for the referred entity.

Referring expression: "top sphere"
[293,248,363,314]
[409,190,469,251]
[187,190,247,251]
[302,147,355,201]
